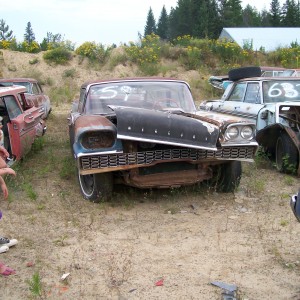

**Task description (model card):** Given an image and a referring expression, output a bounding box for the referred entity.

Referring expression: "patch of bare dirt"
[0,51,299,299]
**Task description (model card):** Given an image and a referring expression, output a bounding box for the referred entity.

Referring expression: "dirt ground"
[0,50,299,299]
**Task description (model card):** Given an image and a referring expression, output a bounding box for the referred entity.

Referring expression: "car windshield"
[84,81,196,114]
[263,80,300,103]
[13,82,31,93]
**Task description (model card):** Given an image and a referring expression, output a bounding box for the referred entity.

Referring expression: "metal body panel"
[112,106,219,150]
[69,78,259,194]
[201,75,300,175]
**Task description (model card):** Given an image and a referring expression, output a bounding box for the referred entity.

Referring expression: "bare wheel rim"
[80,174,94,195]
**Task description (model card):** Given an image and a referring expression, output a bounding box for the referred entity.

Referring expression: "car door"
[233,82,265,123]
[213,82,247,117]
[3,94,42,159]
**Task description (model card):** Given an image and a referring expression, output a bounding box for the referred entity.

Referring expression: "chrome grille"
[79,146,256,171]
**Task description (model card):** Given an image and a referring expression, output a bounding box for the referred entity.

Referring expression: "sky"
[0,0,284,47]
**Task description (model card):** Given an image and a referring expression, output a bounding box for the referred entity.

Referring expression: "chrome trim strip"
[77,149,123,158]
[117,134,218,151]
[212,108,256,120]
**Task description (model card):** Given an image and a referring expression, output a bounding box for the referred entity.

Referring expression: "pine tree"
[242,5,262,26]
[0,19,13,41]
[24,22,35,43]
[157,6,169,40]
[260,9,271,26]
[144,7,156,37]
[175,0,193,36]
[168,7,179,40]
[282,0,298,26]
[191,0,210,38]
[208,0,222,39]
[270,0,282,26]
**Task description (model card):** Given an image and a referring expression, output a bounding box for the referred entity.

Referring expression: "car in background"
[290,189,300,222]
[68,78,258,202]
[209,66,300,90]
[0,78,51,119]
[0,85,46,165]
[201,67,300,176]
[261,67,300,77]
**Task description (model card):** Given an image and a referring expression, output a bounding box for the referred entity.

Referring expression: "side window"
[228,83,246,102]
[36,83,43,94]
[32,83,39,95]
[78,88,86,113]
[3,95,22,119]
[244,83,261,103]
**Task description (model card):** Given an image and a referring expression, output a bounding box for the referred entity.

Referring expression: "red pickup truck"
[0,78,51,119]
[0,85,46,164]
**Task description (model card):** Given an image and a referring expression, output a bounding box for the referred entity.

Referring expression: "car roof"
[0,85,27,96]
[80,77,189,89]
[0,78,37,83]
[237,76,300,82]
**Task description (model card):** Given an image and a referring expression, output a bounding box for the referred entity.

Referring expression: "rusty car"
[0,78,51,119]
[0,85,46,164]
[68,78,258,202]
[201,67,300,175]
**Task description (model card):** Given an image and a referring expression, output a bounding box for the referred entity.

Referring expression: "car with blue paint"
[201,67,300,176]
[68,78,258,202]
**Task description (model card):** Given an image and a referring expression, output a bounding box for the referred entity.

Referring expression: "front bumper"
[77,145,257,175]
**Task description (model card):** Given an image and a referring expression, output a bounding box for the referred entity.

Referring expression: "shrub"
[179,46,202,70]
[172,35,193,47]
[29,58,39,65]
[62,68,77,78]
[267,47,300,68]
[125,33,162,67]
[0,40,11,49]
[43,47,73,65]
[75,41,111,63]
[20,41,41,53]
[211,39,250,65]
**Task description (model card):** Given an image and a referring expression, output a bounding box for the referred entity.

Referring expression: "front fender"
[73,115,118,154]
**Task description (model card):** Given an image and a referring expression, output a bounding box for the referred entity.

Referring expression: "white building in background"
[219,27,300,51]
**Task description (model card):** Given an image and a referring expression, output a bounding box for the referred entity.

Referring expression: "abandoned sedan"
[0,78,51,119]
[201,68,300,176]
[69,78,258,202]
[0,86,46,164]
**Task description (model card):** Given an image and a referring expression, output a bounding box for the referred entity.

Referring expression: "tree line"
[0,20,73,52]
[144,0,300,40]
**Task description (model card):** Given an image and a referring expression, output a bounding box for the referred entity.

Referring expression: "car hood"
[110,106,220,150]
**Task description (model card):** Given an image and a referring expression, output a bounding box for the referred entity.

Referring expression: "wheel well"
[256,125,283,155]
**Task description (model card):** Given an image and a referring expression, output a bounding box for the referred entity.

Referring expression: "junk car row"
[1,72,298,223]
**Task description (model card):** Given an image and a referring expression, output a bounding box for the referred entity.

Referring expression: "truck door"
[3,95,42,160]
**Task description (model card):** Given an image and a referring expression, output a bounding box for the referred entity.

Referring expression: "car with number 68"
[68,78,258,202]
[200,67,300,176]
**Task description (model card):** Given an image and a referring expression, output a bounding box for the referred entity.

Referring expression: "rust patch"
[75,115,113,129]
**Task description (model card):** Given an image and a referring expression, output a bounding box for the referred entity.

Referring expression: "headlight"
[225,126,239,140]
[81,130,115,149]
[241,126,254,140]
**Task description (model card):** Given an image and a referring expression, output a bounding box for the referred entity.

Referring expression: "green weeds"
[27,271,43,297]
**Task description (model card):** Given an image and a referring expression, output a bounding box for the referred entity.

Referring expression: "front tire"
[78,171,113,202]
[209,161,242,193]
[276,133,298,173]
